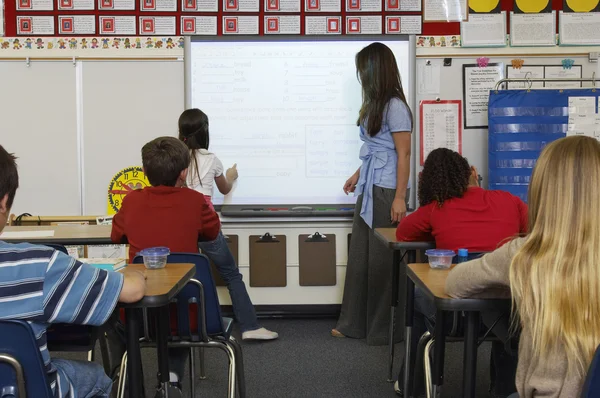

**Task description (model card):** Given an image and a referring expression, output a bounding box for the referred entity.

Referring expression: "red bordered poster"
[419,100,462,166]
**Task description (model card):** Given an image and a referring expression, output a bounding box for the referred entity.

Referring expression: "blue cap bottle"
[457,248,469,263]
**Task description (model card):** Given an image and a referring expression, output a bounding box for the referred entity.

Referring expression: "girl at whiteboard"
[332,42,412,346]
[179,108,278,342]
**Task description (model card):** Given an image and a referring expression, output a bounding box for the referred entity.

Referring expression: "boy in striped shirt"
[0,144,147,398]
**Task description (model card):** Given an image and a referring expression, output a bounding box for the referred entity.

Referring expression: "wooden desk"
[405,263,510,398]
[373,228,435,381]
[1,225,113,245]
[121,263,195,398]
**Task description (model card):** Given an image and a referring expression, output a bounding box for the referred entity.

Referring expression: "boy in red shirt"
[111,137,221,390]
[111,137,220,259]
[395,148,525,398]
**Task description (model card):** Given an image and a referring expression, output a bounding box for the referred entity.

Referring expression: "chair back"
[133,253,225,340]
[0,320,53,398]
[582,344,600,397]
[43,244,68,255]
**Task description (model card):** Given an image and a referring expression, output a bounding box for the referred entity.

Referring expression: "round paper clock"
[107,166,150,215]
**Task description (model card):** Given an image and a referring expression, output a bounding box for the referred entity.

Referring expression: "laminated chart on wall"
[488,89,600,202]
[419,100,462,165]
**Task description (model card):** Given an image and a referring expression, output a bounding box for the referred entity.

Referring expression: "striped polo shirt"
[0,242,124,398]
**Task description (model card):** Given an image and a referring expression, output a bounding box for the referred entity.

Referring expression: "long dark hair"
[178,108,210,186]
[418,148,471,207]
[355,42,412,137]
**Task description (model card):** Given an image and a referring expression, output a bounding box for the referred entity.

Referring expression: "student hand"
[226,164,238,181]
[343,174,359,195]
[390,198,406,224]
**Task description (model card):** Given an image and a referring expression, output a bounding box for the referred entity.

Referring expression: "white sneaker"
[242,327,279,341]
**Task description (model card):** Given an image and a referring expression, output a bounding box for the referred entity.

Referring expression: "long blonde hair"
[509,135,600,377]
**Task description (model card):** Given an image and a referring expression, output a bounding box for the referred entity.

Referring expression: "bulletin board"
[1,0,424,36]
[413,53,598,195]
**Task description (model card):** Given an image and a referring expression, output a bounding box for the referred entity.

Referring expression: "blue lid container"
[139,247,170,269]
[425,249,455,257]
[425,249,455,270]
[458,248,468,257]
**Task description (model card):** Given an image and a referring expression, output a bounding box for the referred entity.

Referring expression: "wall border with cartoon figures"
[0,36,185,56]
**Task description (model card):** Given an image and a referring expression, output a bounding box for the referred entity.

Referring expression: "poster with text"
[463,63,504,128]
[420,100,463,165]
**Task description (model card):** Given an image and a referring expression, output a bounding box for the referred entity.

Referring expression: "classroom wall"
[413,46,600,195]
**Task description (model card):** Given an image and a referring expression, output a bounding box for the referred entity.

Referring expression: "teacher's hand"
[343,174,359,195]
[390,198,406,224]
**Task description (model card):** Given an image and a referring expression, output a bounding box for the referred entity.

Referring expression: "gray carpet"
[56,318,495,397]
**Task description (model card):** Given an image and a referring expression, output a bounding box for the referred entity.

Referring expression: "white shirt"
[186,149,224,197]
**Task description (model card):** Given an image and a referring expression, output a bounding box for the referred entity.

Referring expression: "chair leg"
[220,343,236,398]
[117,352,128,398]
[424,339,434,398]
[199,347,206,380]
[189,347,196,398]
[229,338,246,398]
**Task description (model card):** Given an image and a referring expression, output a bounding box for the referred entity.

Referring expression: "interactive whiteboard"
[185,36,414,206]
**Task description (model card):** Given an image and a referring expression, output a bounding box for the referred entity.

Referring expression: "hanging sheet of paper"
[463,63,504,128]
[506,65,544,89]
[420,100,463,165]
[510,11,556,46]
[424,0,467,21]
[418,62,441,95]
[559,11,600,45]
[567,96,596,137]
[460,11,506,47]
[544,65,582,88]
[305,16,341,34]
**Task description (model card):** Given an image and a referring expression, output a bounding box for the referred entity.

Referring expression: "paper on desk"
[0,230,56,238]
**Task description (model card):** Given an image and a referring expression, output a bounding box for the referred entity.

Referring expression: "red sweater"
[111,186,221,260]
[396,187,528,253]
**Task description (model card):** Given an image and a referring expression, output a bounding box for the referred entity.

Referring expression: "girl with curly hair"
[396,148,527,252]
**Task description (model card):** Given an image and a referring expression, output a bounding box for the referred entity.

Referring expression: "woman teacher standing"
[332,42,412,345]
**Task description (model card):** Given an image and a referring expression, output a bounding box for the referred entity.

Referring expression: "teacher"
[332,42,412,345]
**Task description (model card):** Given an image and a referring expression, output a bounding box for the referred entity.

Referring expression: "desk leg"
[155,306,171,396]
[125,308,144,398]
[388,249,401,382]
[462,311,479,398]
[432,309,446,398]
[403,275,415,397]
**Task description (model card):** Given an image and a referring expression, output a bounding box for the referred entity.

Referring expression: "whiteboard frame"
[183,35,417,209]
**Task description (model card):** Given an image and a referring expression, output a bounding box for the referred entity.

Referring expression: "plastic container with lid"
[425,249,455,269]
[457,248,469,263]
[139,247,170,269]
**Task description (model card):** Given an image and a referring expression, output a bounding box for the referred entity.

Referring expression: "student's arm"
[388,98,412,223]
[197,194,221,241]
[396,204,434,242]
[119,270,147,303]
[214,158,237,195]
[41,251,140,326]
[445,238,523,299]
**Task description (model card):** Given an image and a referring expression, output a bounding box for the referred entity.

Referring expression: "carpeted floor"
[56,318,495,397]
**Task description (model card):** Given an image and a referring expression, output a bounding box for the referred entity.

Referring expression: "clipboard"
[204,234,238,287]
[249,233,287,287]
[299,233,336,286]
